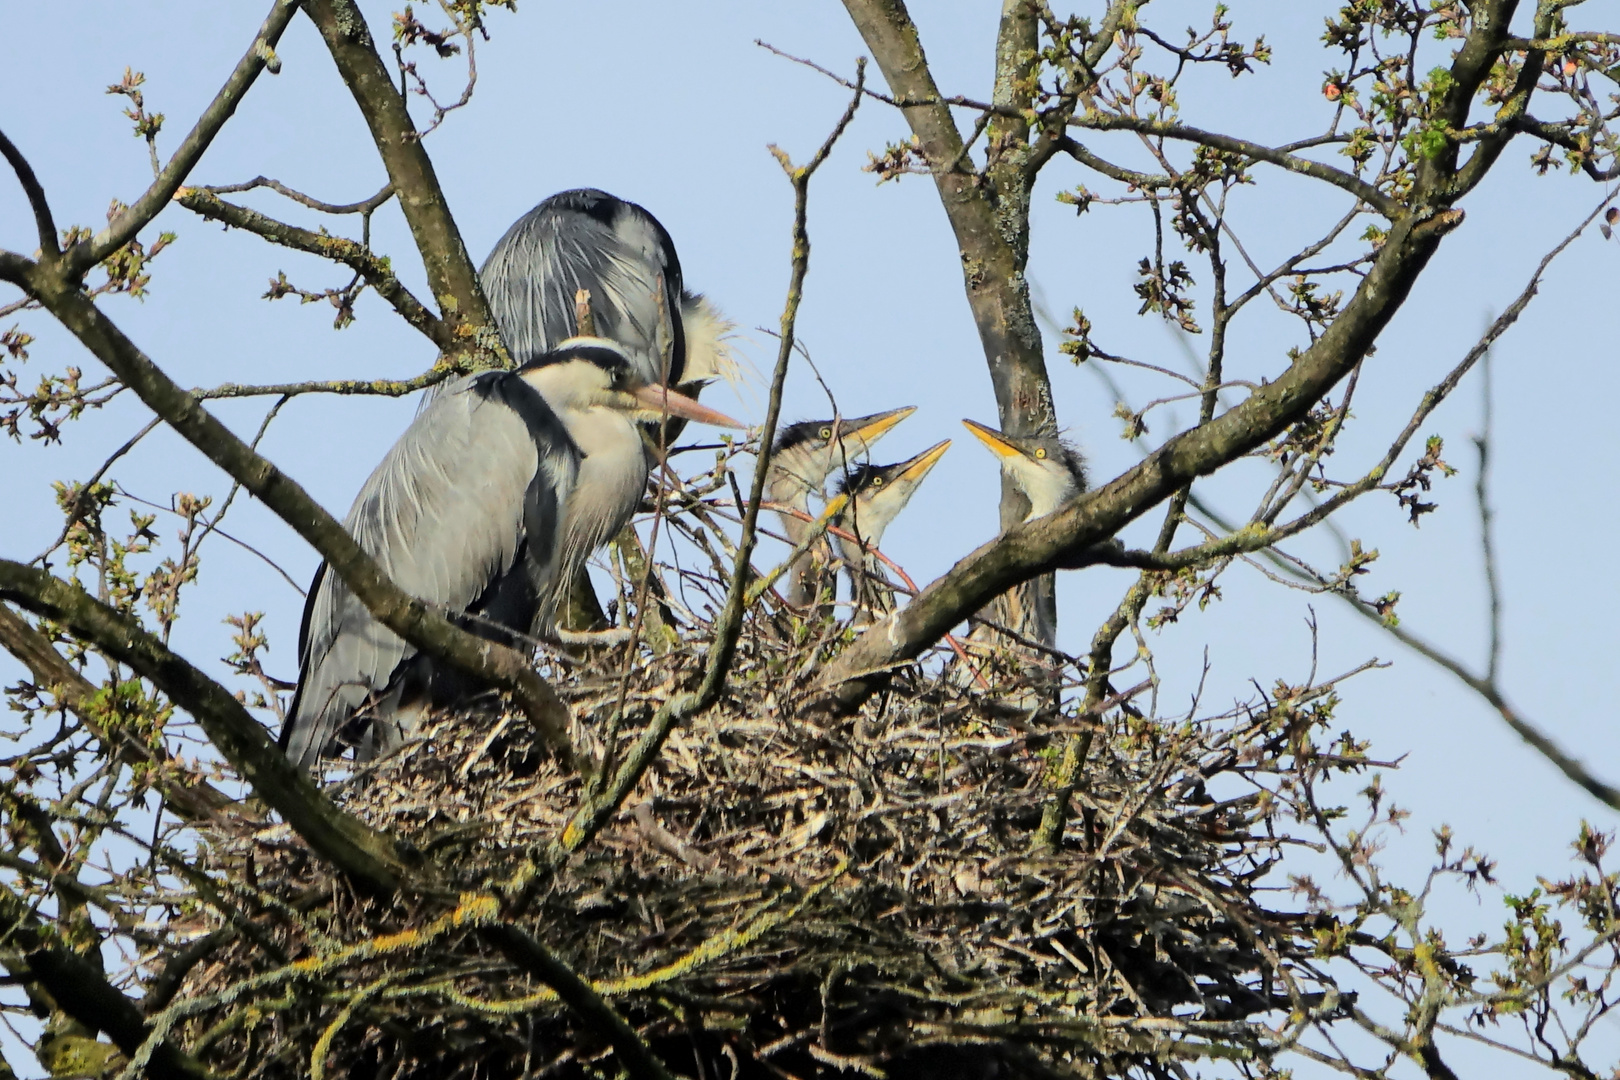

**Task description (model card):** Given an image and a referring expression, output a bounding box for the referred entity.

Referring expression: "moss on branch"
[0,560,418,896]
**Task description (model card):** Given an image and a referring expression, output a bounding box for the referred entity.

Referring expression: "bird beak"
[895,438,952,484]
[633,384,745,428]
[839,406,916,452]
[961,419,1023,461]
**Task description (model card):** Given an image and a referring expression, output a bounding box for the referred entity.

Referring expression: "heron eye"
[872,476,884,486]
[1035,447,1048,459]
[819,426,833,440]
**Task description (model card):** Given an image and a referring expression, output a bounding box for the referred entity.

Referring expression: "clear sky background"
[2,2,1617,1074]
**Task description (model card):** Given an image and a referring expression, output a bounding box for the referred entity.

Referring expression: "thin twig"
[540,61,868,872]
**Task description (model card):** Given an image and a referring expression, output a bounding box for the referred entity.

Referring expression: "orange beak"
[633,384,745,428]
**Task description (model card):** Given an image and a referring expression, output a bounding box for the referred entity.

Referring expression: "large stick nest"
[165,503,1355,1079]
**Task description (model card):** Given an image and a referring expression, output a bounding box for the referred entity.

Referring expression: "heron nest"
[169,507,1357,1079]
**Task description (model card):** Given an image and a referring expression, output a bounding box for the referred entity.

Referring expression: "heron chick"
[282,338,742,771]
[833,439,952,623]
[961,420,1087,525]
[766,408,915,608]
[960,419,1088,685]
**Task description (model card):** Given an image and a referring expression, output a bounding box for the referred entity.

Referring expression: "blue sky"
[2,3,1618,1072]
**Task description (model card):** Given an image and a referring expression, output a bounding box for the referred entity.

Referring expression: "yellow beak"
[961,418,1022,461]
[844,406,916,450]
[897,438,952,484]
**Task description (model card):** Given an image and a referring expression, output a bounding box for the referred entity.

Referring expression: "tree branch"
[1067,113,1404,219]
[1055,134,1175,189]
[1129,194,1620,811]
[0,128,59,257]
[64,0,300,279]
[193,371,452,401]
[1420,0,1539,200]
[0,561,419,895]
[841,0,1057,534]
[479,925,676,1080]
[0,601,236,824]
[301,0,504,370]
[1355,595,1620,812]
[0,883,216,1080]
[200,176,394,216]
[175,187,451,350]
[815,203,1469,712]
[1510,115,1620,181]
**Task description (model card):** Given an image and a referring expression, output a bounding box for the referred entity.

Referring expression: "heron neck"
[553,406,649,585]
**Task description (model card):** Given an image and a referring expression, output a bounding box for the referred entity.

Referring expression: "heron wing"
[479,189,686,385]
[282,372,576,769]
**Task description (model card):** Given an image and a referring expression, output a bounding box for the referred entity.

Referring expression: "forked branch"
[815,205,1467,712]
[175,187,452,350]
[0,602,236,824]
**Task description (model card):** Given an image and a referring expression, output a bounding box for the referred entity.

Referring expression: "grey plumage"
[283,369,575,770]
[480,189,739,403]
[282,339,743,771]
[480,188,686,386]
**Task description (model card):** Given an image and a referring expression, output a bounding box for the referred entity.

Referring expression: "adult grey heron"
[281,338,743,770]
[959,419,1087,693]
[478,189,737,630]
[479,188,736,392]
[832,439,951,624]
[765,408,915,608]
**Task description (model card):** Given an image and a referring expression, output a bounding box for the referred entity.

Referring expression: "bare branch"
[64,0,300,278]
[0,128,59,257]
[1055,134,1175,189]
[199,176,394,215]
[193,372,452,401]
[1359,599,1620,812]
[301,0,504,369]
[175,187,451,349]
[1069,112,1404,219]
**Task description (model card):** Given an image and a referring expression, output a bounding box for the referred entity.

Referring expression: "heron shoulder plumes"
[481,189,687,384]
